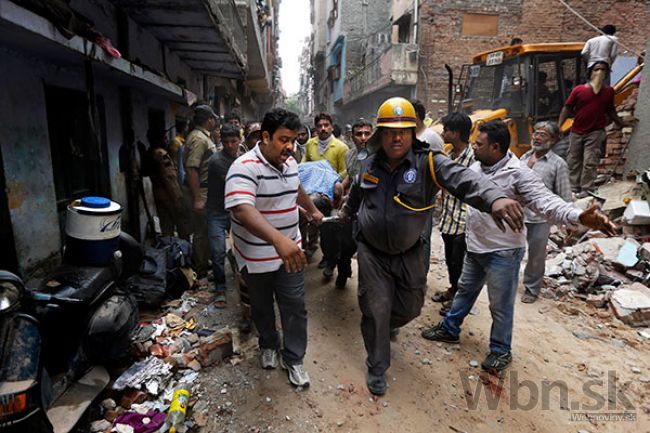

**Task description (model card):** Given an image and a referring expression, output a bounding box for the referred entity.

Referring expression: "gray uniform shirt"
[344,144,506,255]
[466,153,581,254]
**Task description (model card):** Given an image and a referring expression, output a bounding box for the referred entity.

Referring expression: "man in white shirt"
[412,99,443,151]
[582,25,619,70]
[421,120,616,373]
[225,108,323,388]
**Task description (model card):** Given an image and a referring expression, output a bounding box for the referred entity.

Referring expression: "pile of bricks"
[599,89,639,177]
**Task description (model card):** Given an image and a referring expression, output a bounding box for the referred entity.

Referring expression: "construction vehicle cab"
[455,43,585,156]
[452,42,642,156]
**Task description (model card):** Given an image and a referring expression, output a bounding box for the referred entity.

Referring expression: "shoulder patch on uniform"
[362,172,379,184]
[403,168,417,183]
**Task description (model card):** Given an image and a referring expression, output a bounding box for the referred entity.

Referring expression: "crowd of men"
[144,54,622,394]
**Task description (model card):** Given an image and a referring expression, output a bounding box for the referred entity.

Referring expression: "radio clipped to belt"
[392,151,442,212]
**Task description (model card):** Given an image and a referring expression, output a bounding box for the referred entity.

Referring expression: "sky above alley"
[278,0,310,96]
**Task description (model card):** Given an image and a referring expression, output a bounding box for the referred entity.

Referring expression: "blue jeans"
[207,209,231,292]
[442,248,525,354]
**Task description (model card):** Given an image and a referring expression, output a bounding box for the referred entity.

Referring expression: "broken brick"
[198,329,234,367]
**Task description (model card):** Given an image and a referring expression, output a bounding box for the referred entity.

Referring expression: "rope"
[556,0,645,59]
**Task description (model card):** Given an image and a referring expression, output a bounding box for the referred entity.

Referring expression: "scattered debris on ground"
[87,286,243,433]
[542,171,650,330]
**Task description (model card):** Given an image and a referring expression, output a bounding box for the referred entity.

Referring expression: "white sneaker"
[280,358,310,387]
[260,349,278,369]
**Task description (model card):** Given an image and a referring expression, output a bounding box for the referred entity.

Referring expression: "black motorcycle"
[0,232,143,433]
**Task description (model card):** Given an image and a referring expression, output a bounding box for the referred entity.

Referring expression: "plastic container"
[160,389,190,433]
[64,197,122,266]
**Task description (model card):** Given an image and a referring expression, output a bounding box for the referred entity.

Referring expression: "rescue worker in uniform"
[183,105,219,287]
[339,98,526,396]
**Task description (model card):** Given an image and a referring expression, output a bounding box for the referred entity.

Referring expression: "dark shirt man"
[206,124,240,303]
[341,98,525,396]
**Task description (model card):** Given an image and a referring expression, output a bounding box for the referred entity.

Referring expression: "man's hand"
[193,198,205,212]
[579,203,617,236]
[310,209,324,226]
[491,198,524,232]
[273,235,307,273]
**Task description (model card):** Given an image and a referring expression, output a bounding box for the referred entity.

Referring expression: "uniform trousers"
[357,240,427,376]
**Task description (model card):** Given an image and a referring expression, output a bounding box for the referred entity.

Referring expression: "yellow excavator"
[439,42,643,157]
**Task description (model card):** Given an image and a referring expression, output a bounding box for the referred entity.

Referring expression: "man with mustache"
[519,121,571,304]
[225,109,323,388]
[421,120,615,374]
[340,98,527,396]
[302,112,348,177]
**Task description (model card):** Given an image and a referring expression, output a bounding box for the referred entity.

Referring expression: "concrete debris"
[624,200,650,225]
[610,283,650,327]
[542,221,650,327]
[616,240,640,268]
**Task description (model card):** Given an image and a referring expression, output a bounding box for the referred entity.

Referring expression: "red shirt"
[565,84,614,134]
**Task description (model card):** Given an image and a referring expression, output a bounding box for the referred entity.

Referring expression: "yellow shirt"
[301,136,348,177]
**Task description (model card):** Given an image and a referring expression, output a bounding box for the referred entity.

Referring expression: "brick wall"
[599,90,638,178]
[417,0,650,113]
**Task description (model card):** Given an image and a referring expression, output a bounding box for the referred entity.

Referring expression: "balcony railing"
[344,43,418,103]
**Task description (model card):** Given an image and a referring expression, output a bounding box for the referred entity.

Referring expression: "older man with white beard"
[519,121,572,303]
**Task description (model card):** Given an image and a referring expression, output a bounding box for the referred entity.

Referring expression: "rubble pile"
[543,235,650,327]
[88,289,237,433]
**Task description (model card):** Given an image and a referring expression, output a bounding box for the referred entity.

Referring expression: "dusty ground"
[193,237,650,433]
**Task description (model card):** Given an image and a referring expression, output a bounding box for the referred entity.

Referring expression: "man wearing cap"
[339,97,526,396]
[243,121,262,152]
[184,104,219,287]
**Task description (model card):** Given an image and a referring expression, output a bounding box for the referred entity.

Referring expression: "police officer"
[339,98,525,396]
[184,105,219,287]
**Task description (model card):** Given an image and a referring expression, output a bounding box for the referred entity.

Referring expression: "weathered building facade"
[0,0,279,276]
[310,0,393,123]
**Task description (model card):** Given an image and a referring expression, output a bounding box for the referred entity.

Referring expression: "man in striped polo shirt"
[431,113,475,316]
[225,109,323,388]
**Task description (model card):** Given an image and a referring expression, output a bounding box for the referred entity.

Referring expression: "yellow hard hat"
[376,97,417,128]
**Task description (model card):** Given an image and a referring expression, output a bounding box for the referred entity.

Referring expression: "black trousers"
[242,267,307,365]
[441,233,467,297]
[320,221,356,277]
[357,241,427,376]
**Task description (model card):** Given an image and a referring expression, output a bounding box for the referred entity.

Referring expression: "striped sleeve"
[225,158,257,209]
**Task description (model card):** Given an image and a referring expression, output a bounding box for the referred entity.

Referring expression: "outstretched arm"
[433,154,524,232]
